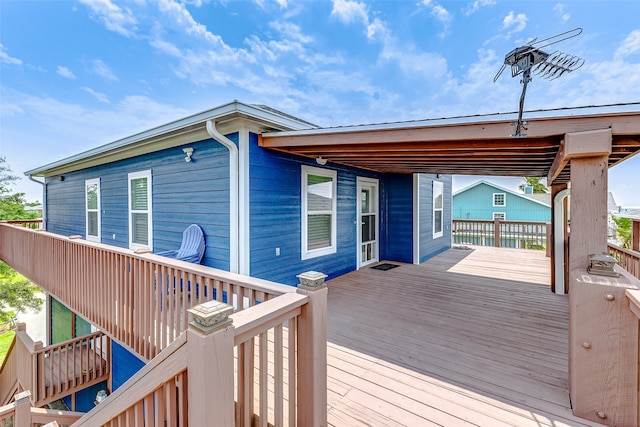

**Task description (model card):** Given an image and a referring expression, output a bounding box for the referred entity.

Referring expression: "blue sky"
[1,0,639,206]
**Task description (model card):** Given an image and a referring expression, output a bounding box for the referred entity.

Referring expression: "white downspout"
[28,175,47,230]
[206,120,239,274]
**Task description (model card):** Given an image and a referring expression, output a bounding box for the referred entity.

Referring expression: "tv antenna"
[493,27,585,137]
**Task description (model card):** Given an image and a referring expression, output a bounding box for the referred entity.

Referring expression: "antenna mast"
[494,27,585,137]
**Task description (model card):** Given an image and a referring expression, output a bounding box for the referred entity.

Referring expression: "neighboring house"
[24,101,452,411]
[453,180,550,222]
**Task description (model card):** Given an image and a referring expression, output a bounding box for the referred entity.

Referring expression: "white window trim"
[433,180,443,239]
[301,165,337,260]
[493,192,506,207]
[85,178,101,243]
[128,170,153,251]
[493,212,506,220]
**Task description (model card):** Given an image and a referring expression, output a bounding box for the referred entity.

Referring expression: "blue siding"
[380,174,414,263]
[111,341,146,390]
[248,132,365,285]
[419,174,452,262]
[453,182,550,222]
[46,137,233,269]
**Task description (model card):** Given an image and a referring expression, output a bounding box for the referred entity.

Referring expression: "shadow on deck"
[325,246,603,427]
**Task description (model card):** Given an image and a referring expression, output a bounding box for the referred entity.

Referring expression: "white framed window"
[85,178,101,243]
[433,180,443,239]
[493,212,506,220]
[493,192,506,207]
[128,170,153,250]
[301,165,337,260]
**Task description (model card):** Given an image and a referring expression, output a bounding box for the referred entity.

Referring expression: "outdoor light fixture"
[183,147,194,162]
[57,176,65,181]
[315,156,327,165]
[94,389,108,404]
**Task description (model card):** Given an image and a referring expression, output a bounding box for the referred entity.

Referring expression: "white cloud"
[92,59,118,81]
[553,4,570,23]
[82,87,110,103]
[56,66,76,79]
[420,0,452,37]
[331,0,369,26]
[0,44,22,65]
[464,0,496,16]
[503,11,527,33]
[615,30,640,60]
[79,0,138,38]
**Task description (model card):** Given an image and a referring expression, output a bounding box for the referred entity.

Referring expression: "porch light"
[315,156,327,165]
[95,389,108,404]
[183,147,194,162]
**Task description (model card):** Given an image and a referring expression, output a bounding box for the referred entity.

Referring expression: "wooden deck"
[325,246,604,427]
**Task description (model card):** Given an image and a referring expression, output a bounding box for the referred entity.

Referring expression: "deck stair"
[0,323,110,408]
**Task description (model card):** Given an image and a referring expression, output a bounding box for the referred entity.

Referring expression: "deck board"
[326,246,603,427]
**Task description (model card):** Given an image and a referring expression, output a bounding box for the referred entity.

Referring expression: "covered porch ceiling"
[259,110,640,184]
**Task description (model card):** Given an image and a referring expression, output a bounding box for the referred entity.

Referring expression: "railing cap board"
[0,223,295,296]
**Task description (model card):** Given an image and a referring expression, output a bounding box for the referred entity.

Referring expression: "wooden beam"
[260,112,640,148]
[548,128,612,185]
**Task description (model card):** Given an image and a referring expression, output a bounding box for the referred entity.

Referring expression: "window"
[493,212,506,220]
[433,181,443,239]
[128,170,152,250]
[493,192,506,207]
[301,166,337,259]
[85,178,101,242]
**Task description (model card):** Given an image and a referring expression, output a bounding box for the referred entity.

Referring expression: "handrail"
[73,333,189,426]
[0,219,43,229]
[0,334,17,405]
[609,242,640,280]
[452,219,548,250]
[72,293,312,427]
[0,223,296,361]
[0,396,83,426]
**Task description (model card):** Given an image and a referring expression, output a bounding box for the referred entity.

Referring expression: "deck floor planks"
[325,246,604,427]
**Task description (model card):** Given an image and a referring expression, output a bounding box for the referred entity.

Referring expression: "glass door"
[357,178,379,268]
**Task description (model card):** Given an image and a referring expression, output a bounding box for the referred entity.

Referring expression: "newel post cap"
[297,271,328,290]
[188,300,233,334]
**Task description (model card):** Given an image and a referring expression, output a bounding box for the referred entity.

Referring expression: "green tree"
[0,262,42,322]
[0,156,42,321]
[612,215,632,249]
[519,177,548,194]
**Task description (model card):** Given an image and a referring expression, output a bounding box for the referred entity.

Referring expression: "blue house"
[453,180,550,222]
[24,101,452,410]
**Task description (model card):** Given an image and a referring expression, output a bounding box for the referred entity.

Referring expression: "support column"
[187,300,235,427]
[13,390,31,427]
[296,271,328,427]
[633,219,639,252]
[550,183,568,293]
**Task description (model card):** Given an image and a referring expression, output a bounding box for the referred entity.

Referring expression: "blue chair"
[157,224,205,264]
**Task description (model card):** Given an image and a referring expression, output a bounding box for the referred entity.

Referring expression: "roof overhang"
[259,110,640,184]
[25,101,318,178]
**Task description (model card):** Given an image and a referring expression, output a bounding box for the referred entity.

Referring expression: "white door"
[357,178,379,268]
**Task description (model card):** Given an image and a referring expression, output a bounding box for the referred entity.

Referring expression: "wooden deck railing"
[452,219,548,250]
[608,242,640,280]
[0,219,43,229]
[0,223,295,362]
[69,285,325,426]
[5,323,110,408]
[0,334,18,406]
[0,391,84,427]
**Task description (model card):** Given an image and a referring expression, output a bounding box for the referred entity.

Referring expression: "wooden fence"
[452,219,549,250]
[608,242,640,280]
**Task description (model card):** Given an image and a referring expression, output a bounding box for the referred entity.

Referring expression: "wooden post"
[493,219,500,247]
[569,269,638,425]
[13,390,31,427]
[186,300,235,427]
[296,271,328,427]
[633,219,640,252]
